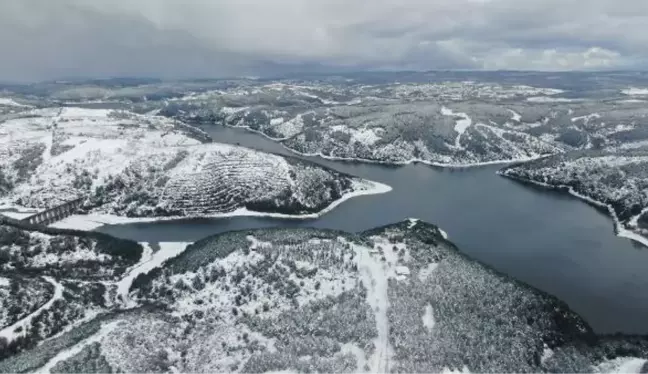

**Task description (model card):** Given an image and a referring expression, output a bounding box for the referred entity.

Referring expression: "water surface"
[99,125,648,334]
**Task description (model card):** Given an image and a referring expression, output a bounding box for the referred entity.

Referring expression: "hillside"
[0,107,388,219]
[2,220,647,373]
[0,218,142,361]
[148,79,648,167]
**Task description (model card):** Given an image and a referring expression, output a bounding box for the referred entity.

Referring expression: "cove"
[98,125,648,335]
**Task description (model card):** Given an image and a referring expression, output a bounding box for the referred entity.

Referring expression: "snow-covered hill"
[4,220,647,373]
[0,219,143,361]
[5,76,648,169]
[147,79,648,167]
[0,218,142,280]
[0,107,388,219]
[163,82,568,166]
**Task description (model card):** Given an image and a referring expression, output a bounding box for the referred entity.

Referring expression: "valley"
[2,71,648,372]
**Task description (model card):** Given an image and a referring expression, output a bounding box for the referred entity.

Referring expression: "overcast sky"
[1,0,647,81]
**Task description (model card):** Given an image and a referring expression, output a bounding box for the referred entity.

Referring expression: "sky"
[1,0,647,81]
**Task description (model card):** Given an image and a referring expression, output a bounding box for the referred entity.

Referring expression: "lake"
[99,125,648,335]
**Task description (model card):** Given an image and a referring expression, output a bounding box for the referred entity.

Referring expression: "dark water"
[99,125,648,335]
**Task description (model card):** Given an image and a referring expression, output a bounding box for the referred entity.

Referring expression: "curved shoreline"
[498,170,648,248]
[281,145,554,169]
[223,124,556,169]
[51,179,392,231]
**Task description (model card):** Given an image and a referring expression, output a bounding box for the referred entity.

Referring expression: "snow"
[30,249,110,268]
[0,205,40,214]
[418,263,439,282]
[41,179,392,230]
[35,320,121,374]
[288,136,554,168]
[0,276,64,343]
[246,235,273,250]
[345,239,396,373]
[0,97,31,107]
[395,266,410,276]
[0,104,392,220]
[619,99,647,104]
[351,128,382,146]
[594,357,647,373]
[116,242,190,306]
[166,244,296,319]
[177,255,305,318]
[0,276,9,287]
[508,109,521,122]
[270,117,285,126]
[325,125,384,147]
[541,344,554,365]
[261,114,304,139]
[616,140,648,150]
[220,106,249,115]
[438,228,449,239]
[526,96,583,103]
[571,113,601,123]
[442,365,471,373]
[26,110,382,215]
[0,107,211,207]
[50,215,109,231]
[440,106,473,149]
[629,206,648,228]
[407,218,419,229]
[616,227,648,249]
[422,304,435,331]
[622,88,648,96]
[340,343,368,372]
[0,211,34,220]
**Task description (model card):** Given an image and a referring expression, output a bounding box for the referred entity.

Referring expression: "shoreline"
[498,170,648,248]
[284,146,554,169]
[51,179,392,230]
[223,124,556,169]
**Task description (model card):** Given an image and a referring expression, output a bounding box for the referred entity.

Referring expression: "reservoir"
[99,125,648,335]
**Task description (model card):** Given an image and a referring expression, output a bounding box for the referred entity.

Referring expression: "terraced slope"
[4,220,647,373]
[0,107,388,219]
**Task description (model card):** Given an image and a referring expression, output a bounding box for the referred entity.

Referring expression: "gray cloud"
[1,0,646,81]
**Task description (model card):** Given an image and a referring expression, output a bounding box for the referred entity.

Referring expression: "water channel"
[98,125,648,334]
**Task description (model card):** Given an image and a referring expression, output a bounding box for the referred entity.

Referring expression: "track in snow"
[441,106,472,149]
[0,276,64,344]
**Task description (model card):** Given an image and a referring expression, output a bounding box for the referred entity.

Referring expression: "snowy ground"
[344,238,397,373]
[0,276,63,344]
[622,88,648,96]
[440,106,473,149]
[0,106,390,220]
[115,242,190,306]
[3,220,648,372]
[35,320,122,374]
[0,211,36,220]
[47,179,391,231]
[594,357,647,373]
[0,97,32,107]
